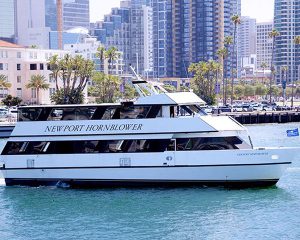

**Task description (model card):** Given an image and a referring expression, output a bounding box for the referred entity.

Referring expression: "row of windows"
[0,63,45,71]
[2,137,248,155]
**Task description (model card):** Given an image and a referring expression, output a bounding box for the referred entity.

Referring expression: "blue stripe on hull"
[4,178,279,189]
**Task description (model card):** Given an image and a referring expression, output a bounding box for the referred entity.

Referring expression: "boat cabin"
[18,92,207,122]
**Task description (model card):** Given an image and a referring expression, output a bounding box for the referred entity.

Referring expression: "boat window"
[18,108,43,121]
[2,139,174,155]
[102,107,117,120]
[120,106,150,119]
[47,107,96,121]
[176,105,207,117]
[176,137,249,151]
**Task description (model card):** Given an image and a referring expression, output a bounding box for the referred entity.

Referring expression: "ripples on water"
[0,123,300,240]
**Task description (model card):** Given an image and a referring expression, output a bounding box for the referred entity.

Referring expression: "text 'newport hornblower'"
[45,124,143,133]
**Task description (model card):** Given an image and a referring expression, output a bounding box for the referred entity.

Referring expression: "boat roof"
[136,92,206,105]
[19,92,206,109]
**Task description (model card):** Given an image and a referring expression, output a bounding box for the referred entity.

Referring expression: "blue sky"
[90,0,274,23]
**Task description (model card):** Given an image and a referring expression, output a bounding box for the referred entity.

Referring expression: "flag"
[287,128,299,137]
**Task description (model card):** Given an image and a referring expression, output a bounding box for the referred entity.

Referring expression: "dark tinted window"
[176,137,248,151]
[2,139,173,155]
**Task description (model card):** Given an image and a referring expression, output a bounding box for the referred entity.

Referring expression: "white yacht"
[0,78,296,188]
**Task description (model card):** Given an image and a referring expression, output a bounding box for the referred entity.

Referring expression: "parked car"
[215,106,232,113]
[241,104,254,112]
[232,105,243,112]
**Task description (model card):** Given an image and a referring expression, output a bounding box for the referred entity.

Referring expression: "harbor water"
[0,123,300,240]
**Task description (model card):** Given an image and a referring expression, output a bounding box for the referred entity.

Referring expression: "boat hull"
[2,162,289,188]
[1,147,295,188]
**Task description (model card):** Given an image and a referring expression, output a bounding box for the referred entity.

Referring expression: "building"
[0,40,68,104]
[49,27,90,49]
[0,0,16,43]
[45,0,90,31]
[256,21,273,70]
[239,16,256,71]
[171,0,241,78]
[92,0,153,76]
[15,0,50,48]
[151,0,173,78]
[274,0,300,84]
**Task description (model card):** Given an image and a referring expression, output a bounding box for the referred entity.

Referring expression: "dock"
[220,111,300,125]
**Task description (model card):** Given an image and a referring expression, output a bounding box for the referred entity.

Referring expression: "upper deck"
[18,92,207,122]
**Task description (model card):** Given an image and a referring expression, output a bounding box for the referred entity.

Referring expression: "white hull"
[1,148,294,187]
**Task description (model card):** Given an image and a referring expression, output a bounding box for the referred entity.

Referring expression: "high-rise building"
[172,0,241,78]
[151,0,173,78]
[45,0,90,31]
[239,16,256,70]
[274,0,300,84]
[92,0,153,76]
[16,0,50,48]
[0,0,16,43]
[256,21,273,70]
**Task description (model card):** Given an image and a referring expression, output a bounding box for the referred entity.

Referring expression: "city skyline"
[90,0,274,23]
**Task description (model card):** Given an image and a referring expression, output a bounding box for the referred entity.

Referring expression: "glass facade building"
[172,0,241,78]
[274,0,300,84]
[45,0,90,31]
[0,0,16,43]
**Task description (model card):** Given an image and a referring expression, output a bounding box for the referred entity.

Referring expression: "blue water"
[0,123,300,240]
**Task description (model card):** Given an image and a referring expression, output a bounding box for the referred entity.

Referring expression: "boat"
[0,71,296,188]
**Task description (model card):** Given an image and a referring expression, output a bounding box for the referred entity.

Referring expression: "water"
[0,123,300,240]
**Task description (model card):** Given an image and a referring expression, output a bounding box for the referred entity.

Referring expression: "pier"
[220,111,300,125]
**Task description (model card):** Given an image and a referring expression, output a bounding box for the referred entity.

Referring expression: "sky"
[90,0,275,23]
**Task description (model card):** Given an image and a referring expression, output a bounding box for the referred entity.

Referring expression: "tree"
[164,84,177,93]
[26,74,50,104]
[105,46,120,75]
[217,47,228,105]
[89,72,121,103]
[188,60,220,105]
[96,46,106,72]
[244,85,255,97]
[2,95,22,106]
[230,15,241,105]
[255,84,268,97]
[292,36,300,107]
[281,66,288,105]
[234,85,245,99]
[48,54,95,104]
[0,74,12,89]
[224,36,233,104]
[269,29,280,103]
[123,84,138,100]
[260,62,268,84]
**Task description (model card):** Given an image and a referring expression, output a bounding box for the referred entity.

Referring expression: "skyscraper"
[171,0,241,78]
[239,16,257,69]
[45,0,90,31]
[274,0,300,83]
[0,0,16,43]
[16,0,49,48]
[256,22,273,70]
[151,0,173,78]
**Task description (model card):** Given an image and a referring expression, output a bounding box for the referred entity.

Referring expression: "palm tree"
[230,15,241,105]
[224,36,233,104]
[96,46,106,72]
[105,46,120,75]
[260,62,268,85]
[268,29,280,103]
[0,74,12,89]
[26,75,50,105]
[217,47,228,105]
[48,55,60,90]
[292,36,300,107]
[281,66,288,105]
